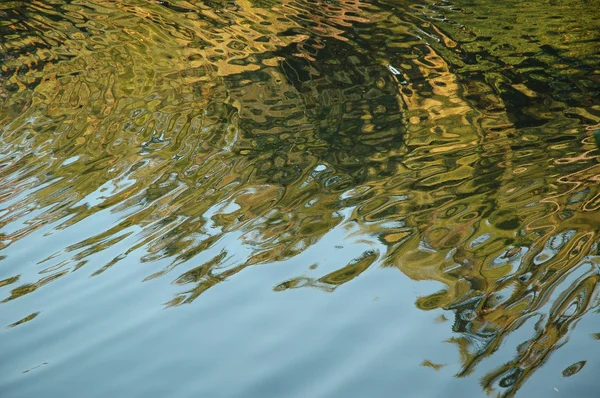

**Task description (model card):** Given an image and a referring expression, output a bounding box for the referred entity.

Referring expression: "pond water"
[1,0,599,396]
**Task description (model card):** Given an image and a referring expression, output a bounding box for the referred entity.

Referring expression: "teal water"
[1,0,599,397]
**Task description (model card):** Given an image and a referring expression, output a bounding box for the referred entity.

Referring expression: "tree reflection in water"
[0,0,598,396]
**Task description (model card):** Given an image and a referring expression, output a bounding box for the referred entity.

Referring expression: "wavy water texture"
[0,0,599,397]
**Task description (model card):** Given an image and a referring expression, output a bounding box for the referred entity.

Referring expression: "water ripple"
[1,0,599,397]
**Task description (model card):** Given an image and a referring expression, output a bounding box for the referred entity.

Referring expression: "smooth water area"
[0,0,599,396]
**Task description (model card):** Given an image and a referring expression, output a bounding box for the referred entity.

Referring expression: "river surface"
[1,0,599,397]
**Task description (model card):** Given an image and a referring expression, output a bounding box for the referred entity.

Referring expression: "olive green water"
[1,0,599,397]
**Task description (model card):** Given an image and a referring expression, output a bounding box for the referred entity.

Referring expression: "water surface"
[1,0,599,397]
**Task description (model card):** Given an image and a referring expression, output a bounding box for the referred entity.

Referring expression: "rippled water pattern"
[1,0,599,397]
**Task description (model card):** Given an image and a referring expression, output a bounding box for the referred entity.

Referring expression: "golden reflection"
[0,0,599,396]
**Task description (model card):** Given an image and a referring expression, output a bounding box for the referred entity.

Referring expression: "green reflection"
[0,0,599,396]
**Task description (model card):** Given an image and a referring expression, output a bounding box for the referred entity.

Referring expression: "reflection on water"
[0,0,599,396]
